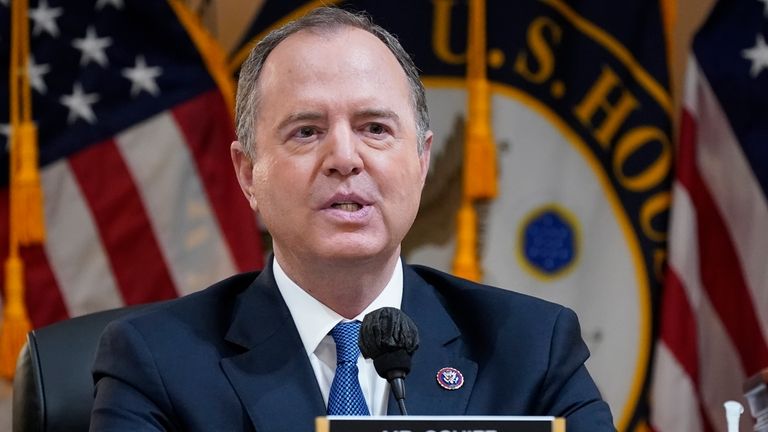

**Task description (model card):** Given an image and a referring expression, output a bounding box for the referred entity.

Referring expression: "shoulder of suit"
[407,263,566,316]
[405,264,578,348]
[113,270,262,327]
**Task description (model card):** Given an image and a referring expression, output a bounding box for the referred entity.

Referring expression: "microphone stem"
[397,398,408,416]
[390,377,408,415]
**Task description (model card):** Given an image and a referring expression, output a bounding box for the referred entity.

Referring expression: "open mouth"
[331,202,363,212]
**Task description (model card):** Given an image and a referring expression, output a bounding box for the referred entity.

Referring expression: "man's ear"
[230,141,257,210]
[419,131,433,186]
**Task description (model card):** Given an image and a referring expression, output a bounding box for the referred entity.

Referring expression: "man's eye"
[296,126,316,138]
[367,123,386,135]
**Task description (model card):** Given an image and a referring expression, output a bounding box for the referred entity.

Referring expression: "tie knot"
[330,321,362,364]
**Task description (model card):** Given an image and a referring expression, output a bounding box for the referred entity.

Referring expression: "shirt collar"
[273,256,404,358]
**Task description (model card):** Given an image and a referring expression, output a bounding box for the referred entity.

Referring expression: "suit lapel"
[389,265,478,415]
[219,260,477,427]
[220,262,326,432]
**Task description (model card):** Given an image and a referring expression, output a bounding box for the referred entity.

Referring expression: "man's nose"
[321,126,363,176]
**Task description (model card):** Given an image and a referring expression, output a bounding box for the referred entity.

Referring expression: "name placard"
[316,416,565,432]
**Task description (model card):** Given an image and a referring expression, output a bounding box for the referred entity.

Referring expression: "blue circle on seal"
[522,209,576,276]
[436,367,464,390]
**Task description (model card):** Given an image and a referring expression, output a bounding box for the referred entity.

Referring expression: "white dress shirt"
[273,256,403,416]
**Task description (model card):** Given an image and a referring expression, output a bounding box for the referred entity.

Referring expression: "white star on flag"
[28,56,50,94]
[60,83,100,124]
[122,55,163,97]
[29,0,63,38]
[742,34,768,77]
[96,0,124,10]
[0,0,9,7]
[72,26,113,68]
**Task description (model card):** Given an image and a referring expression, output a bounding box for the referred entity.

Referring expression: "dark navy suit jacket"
[90,261,615,431]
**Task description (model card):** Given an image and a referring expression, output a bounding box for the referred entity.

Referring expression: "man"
[90,7,615,432]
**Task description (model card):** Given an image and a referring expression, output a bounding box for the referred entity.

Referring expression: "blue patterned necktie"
[327,321,370,415]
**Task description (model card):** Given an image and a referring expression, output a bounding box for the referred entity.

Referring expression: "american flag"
[0,0,262,328]
[650,0,768,430]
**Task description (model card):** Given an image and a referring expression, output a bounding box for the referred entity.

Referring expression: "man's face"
[233,27,431,266]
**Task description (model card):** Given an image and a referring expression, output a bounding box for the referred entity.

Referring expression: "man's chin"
[313,240,398,264]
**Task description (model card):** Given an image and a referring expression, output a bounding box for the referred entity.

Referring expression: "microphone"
[358,307,419,415]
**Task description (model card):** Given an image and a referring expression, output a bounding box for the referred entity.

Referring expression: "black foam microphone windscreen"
[359,307,419,380]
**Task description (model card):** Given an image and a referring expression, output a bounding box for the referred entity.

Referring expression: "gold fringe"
[463,0,497,200]
[12,122,45,244]
[452,201,481,281]
[452,0,497,281]
[3,0,38,380]
[0,256,31,379]
[464,77,497,199]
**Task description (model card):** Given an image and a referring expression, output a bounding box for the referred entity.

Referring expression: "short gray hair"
[234,7,430,157]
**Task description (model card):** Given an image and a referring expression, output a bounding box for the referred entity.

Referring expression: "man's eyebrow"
[276,111,325,131]
[355,109,401,124]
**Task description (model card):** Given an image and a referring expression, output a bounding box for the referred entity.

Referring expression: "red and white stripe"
[0,89,263,328]
[650,57,768,432]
